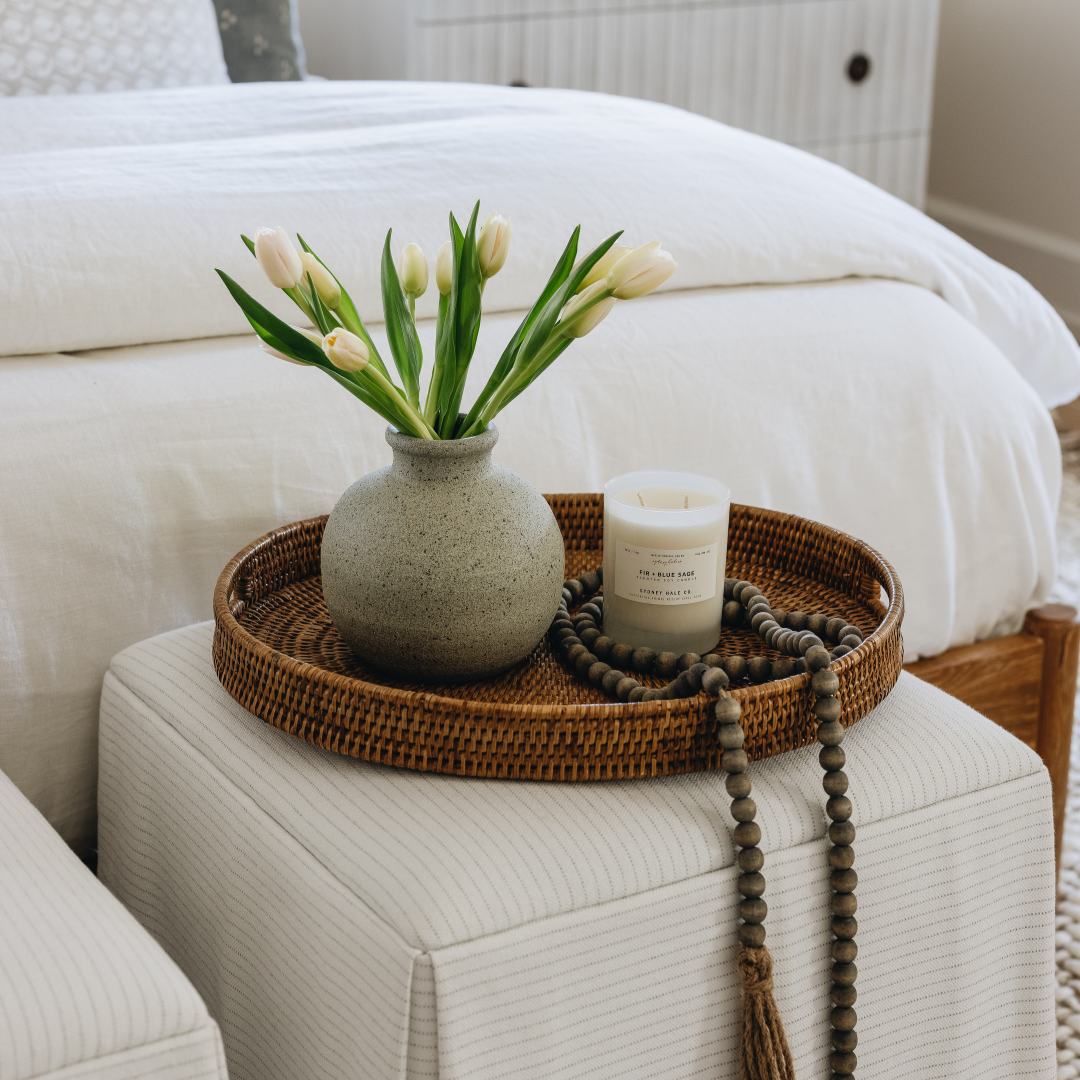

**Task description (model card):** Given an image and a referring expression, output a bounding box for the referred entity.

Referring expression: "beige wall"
[927,0,1080,335]
[297,0,407,82]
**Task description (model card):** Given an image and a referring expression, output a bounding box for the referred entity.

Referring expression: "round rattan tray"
[212,496,904,779]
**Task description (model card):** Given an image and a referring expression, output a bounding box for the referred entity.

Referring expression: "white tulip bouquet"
[217,201,676,440]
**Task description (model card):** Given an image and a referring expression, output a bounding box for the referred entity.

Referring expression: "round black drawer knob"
[847,53,871,83]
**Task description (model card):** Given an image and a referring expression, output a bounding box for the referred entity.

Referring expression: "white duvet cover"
[1,81,1078,848]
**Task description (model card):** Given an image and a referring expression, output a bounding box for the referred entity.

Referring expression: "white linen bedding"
[1,80,1078,849]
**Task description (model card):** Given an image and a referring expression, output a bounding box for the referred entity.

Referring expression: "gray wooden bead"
[763,624,783,647]
[831,868,858,893]
[566,643,588,664]
[580,602,603,621]
[601,669,625,695]
[678,652,701,672]
[722,655,747,681]
[579,571,600,594]
[726,772,752,798]
[832,645,853,659]
[688,663,708,689]
[734,822,761,847]
[615,677,639,702]
[819,745,846,771]
[724,577,737,599]
[829,821,856,845]
[830,984,857,1007]
[731,797,757,822]
[750,610,773,634]
[580,627,601,648]
[831,1028,858,1052]
[556,627,578,644]
[702,653,724,668]
[818,720,844,746]
[562,587,573,606]
[839,625,862,642]
[573,614,596,631]
[628,685,648,703]
[656,651,679,678]
[565,579,584,602]
[747,595,771,613]
[737,923,766,948]
[738,872,765,897]
[587,662,611,686]
[827,795,853,822]
[822,770,849,796]
[739,897,767,924]
[806,646,832,671]
[840,635,862,650]
[723,749,748,773]
[592,636,615,661]
[641,688,664,702]
[831,915,858,939]
[771,658,795,680]
[786,611,808,631]
[715,697,742,724]
[829,963,855,989]
[825,617,847,642]
[793,658,808,674]
[830,1049,857,1074]
[828,845,855,869]
[574,651,599,677]
[734,582,758,602]
[831,1006,857,1031]
[702,667,729,695]
[719,723,744,750]
[831,939,858,963]
[738,846,764,872]
[672,670,699,698]
[747,657,772,683]
[611,642,635,669]
[770,608,787,627]
[808,613,829,636]
[812,669,840,696]
[723,602,744,628]
[831,892,857,917]
[631,647,656,673]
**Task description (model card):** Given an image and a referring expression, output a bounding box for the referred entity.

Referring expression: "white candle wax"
[602,470,731,656]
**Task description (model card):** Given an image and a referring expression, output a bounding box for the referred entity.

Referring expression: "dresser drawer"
[411,0,940,149]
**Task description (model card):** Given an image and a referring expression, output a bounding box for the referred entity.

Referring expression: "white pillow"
[0,0,229,96]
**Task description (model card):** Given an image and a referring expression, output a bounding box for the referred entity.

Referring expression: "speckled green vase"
[321,424,565,682]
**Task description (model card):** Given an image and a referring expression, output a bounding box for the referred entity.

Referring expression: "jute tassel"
[738,945,796,1080]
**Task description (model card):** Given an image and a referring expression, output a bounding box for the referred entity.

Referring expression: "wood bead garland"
[549,570,863,1079]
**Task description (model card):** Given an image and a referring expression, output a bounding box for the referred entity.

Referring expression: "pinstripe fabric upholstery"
[99,622,1056,1079]
[0,768,226,1080]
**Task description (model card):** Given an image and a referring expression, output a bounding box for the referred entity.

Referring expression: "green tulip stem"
[365,364,437,439]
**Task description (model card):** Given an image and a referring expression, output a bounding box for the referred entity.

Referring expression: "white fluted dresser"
[409,0,941,207]
[97,620,1055,1080]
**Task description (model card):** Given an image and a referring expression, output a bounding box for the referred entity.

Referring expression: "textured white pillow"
[0,0,230,96]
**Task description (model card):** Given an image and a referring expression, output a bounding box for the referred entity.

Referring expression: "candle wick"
[684,494,689,509]
[636,493,645,507]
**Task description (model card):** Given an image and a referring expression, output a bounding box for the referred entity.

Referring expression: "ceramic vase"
[321,424,565,682]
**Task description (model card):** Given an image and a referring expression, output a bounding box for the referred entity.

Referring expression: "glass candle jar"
[601,470,731,656]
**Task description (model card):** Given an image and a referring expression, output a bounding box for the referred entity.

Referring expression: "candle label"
[612,542,718,605]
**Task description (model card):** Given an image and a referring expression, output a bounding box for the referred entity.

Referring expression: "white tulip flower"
[254,226,303,289]
[606,241,677,299]
[436,241,453,296]
[322,327,370,373]
[398,243,429,299]
[476,212,512,278]
[259,327,321,365]
[298,251,341,309]
[560,280,615,338]
[574,244,632,293]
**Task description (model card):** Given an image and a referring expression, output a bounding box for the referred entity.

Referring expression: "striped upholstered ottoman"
[99,621,1056,1080]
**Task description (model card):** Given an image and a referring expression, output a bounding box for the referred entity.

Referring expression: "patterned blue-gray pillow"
[212,0,307,82]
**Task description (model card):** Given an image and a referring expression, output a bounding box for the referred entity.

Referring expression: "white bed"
[1,80,1078,851]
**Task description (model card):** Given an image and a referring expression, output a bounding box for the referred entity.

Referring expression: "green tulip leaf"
[380,228,424,410]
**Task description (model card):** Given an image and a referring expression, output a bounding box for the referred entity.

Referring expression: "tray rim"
[212,500,905,726]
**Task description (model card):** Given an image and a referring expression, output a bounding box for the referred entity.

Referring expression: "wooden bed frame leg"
[1023,604,1080,870]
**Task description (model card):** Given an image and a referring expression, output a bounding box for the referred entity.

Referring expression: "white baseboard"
[926,196,1080,339]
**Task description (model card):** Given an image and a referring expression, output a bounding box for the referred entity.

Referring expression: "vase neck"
[385,424,500,483]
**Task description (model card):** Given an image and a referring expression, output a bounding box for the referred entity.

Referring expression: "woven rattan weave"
[212,496,904,778]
